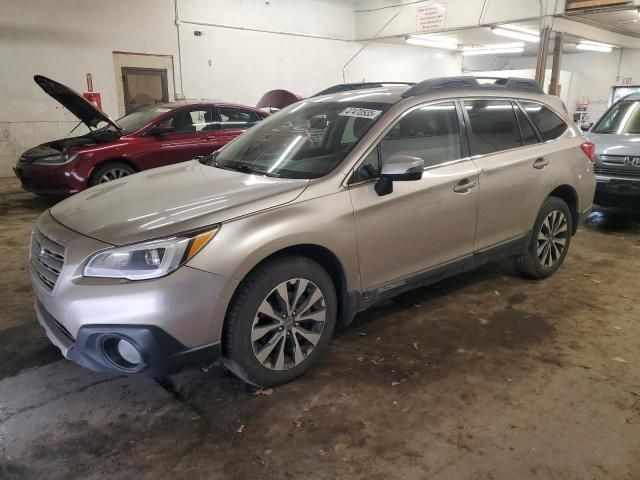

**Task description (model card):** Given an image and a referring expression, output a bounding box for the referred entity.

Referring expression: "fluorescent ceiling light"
[462,47,524,56]
[462,43,525,56]
[576,40,613,53]
[406,36,459,50]
[580,40,614,48]
[491,27,539,43]
[576,44,612,52]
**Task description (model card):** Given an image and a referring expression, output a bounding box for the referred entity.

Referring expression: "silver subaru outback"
[31,77,596,386]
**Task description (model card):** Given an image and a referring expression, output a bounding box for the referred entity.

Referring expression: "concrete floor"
[1,176,639,480]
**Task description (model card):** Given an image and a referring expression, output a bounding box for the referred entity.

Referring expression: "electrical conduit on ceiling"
[174,0,185,99]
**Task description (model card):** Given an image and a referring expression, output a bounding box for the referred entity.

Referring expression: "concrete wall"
[0,0,461,177]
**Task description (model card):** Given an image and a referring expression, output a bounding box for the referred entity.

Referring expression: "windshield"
[593,101,640,134]
[212,101,391,179]
[114,105,175,133]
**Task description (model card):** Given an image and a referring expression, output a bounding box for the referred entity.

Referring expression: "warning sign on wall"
[416,2,447,33]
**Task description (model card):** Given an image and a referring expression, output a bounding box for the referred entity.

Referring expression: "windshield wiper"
[200,153,277,177]
[224,163,276,176]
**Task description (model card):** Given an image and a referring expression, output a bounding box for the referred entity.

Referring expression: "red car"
[14,75,268,196]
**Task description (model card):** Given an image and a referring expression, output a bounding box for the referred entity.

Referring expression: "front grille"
[595,166,640,177]
[31,228,65,291]
[600,155,627,165]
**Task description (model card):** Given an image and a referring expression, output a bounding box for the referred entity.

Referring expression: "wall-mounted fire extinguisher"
[82,73,102,111]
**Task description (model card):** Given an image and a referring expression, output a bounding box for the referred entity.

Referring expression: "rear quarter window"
[520,102,568,141]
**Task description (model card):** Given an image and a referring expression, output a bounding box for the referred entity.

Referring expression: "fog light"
[102,336,144,371]
[117,339,142,365]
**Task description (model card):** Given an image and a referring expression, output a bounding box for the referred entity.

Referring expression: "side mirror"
[147,125,175,137]
[375,155,424,196]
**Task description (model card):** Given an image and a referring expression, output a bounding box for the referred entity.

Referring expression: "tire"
[514,196,573,279]
[223,256,337,387]
[89,161,136,186]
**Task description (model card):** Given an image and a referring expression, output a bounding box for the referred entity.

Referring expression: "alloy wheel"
[251,278,326,371]
[537,210,568,268]
[99,168,131,183]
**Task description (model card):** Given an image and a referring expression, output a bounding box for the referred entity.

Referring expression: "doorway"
[122,67,169,114]
[113,51,176,117]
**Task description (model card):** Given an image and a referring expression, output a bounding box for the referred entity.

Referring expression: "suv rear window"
[520,102,568,140]
[465,100,522,155]
[514,104,540,145]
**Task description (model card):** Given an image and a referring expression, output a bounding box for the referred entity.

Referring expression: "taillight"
[580,141,595,162]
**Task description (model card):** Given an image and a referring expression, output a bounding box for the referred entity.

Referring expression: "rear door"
[349,101,480,293]
[464,99,557,251]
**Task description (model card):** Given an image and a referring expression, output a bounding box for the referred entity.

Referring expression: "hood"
[585,132,640,158]
[50,161,309,245]
[34,75,121,131]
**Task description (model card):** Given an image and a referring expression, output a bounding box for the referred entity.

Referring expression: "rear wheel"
[514,196,573,279]
[89,162,136,186]
[223,256,337,387]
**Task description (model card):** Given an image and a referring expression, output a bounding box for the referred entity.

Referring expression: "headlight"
[83,227,218,280]
[33,152,78,165]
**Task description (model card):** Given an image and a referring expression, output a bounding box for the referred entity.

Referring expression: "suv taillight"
[580,141,595,162]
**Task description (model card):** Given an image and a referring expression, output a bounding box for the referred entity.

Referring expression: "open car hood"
[34,75,121,131]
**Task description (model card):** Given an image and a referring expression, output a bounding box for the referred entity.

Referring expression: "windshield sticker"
[339,107,382,120]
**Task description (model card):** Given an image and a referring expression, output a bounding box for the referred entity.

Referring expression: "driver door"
[348,101,479,295]
[131,107,219,169]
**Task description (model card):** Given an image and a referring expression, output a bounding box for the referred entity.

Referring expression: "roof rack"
[620,92,640,102]
[402,76,544,97]
[311,82,416,97]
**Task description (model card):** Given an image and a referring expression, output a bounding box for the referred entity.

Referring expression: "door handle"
[453,179,478,193]
[533,157,549,169]
[203,136,218,142]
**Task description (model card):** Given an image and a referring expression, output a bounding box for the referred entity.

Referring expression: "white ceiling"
[567,7,640,36]
[382,23,607,58]
[368,3,640,57]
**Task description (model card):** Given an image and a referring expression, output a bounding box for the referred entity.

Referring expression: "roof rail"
[311,82,415,97]
[619,92,640,102]
[402,76,544,97]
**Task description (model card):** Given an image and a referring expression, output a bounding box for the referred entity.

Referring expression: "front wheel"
[223,256,337,387]
[514,196,573,279]
[89,162,136,186]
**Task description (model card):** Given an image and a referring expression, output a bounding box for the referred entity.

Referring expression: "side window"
[520,102,568,141]
[352,102,462,182]
[218,107,261,130]
[380,103,461,168]
[514,104,540,145]
[465,100,522,155]
[158,108,214,133]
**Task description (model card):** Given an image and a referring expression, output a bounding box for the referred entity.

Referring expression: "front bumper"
[36,299,221,375]
[596,175,640,199]
[31,210,238,375]
[13,163,83,197]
